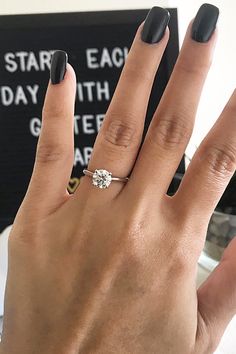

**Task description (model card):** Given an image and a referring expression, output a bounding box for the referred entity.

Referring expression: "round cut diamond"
[92,169,112,189]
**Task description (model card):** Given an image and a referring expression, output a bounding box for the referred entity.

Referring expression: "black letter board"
[0,9,184,233]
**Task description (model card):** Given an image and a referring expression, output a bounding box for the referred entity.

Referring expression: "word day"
[0,85,39,106]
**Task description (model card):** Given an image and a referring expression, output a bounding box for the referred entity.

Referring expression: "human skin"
[1,13,236,354]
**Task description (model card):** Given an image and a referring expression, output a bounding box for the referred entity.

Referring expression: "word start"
[3,47,128,72]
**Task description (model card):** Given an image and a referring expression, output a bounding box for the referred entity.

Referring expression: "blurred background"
[0,0,234,160]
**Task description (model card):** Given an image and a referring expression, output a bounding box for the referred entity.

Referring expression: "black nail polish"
[50,50,68,85]
[191,3,219,43]
[141,7,170,44]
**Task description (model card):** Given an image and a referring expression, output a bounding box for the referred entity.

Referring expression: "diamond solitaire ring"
[83,169,129,189]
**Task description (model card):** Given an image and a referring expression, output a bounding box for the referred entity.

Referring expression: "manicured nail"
[50,50,68,85]
[141,7,170,44]
[191,3,219,43]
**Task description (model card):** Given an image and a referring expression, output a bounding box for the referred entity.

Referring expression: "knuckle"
[115,224,151,297]
[123,59,153,85]
[42,102,67,121]
[9,222,40,252]
[166,241,192,276]
[121,218,146,263]
[36,142,71,164]
[149,114,192,150]
[171,248,192,276]
[202,144,236,178]
[102,116,138,150]
[177,50,212,77]
[178,60,210,77]
[157,226,194,276]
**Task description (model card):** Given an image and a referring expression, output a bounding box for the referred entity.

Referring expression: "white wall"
[172,0,236,162]
[1,1,235,160]
[0,0,168,14]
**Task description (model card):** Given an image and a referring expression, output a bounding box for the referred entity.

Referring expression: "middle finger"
[77,7,170,197]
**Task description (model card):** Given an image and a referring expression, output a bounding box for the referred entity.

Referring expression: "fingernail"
[50,50,68,85]
[191,3,219,43]
[141,7,170,44]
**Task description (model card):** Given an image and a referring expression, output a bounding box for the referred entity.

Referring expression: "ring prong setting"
[92,169,113,189]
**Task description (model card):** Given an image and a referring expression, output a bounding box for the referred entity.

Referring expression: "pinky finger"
[173,89,236,224]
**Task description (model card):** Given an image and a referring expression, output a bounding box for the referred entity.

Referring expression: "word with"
[77,81,110,102]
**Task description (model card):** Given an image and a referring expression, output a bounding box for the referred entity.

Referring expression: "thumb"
[197,237,236,351]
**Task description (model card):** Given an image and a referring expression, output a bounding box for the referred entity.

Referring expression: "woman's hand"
[1,4,235,354]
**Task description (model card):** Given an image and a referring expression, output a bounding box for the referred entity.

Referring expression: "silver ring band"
[83,169,129,189]
[83,169,129,182]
